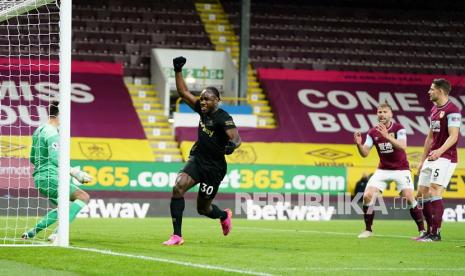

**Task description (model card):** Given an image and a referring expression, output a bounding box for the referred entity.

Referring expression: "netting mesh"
[0,0,60,245]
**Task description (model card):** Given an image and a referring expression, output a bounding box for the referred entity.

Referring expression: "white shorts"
[418,158,457,188]
[366,169,413,192]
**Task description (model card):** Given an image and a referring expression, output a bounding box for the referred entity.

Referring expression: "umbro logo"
[306,148,351,161]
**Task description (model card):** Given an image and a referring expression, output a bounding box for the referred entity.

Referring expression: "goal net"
[0,0,70,246]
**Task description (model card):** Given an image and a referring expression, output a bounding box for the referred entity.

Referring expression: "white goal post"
[0,0,71,247]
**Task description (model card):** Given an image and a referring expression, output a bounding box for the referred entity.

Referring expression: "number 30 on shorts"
[200,183,214,195]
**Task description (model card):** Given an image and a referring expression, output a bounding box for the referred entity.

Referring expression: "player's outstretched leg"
[418,184,444,242]
[409,205,427,240]
[429,195,443,241]
[421,198,433,233]
[416,186,432,236]
[22,188,89,241]
[221,209,233,236]
[163,173,195,246]
[400,188,426,240]
[197,196,232,236]
[22,208,58,239]
[358,187,378,238]
[163,197,185,246]
[47,189,89,243]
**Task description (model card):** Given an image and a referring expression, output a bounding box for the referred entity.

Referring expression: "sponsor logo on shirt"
[51,142,59,151]
[431,120,441,132]
[378,142,394,153]
[205,119,214,127]
[225,120,235,126]
[200,121,214,137]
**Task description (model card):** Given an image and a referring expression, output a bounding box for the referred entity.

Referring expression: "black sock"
[170,197,185,236]
[205,204,227,221]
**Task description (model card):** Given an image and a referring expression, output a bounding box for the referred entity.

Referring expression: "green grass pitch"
[1,218,465,275]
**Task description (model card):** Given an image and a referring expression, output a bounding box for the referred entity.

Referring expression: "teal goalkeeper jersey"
[30,123,59,180]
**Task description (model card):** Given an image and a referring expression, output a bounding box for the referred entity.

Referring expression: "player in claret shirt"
[354,103,424,238]
[416,79,461,242]
[162,57,241,246]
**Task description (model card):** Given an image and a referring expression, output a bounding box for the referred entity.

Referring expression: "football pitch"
[1,218,465,275]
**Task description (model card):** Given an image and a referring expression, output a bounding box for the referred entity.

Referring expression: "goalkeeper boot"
[21,229,36,240]
[357,230,373,239]
[220,208,233,236]
[47,228,58,242]
[48,233,57,243]
[162,235,184,246]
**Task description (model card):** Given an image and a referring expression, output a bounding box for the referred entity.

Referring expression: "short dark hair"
[49,101,59,117]
[432,78,451,94]
[378,102,392,111]
[205,86,220,100]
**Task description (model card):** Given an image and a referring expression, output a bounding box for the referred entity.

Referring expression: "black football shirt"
[189,100,237,164]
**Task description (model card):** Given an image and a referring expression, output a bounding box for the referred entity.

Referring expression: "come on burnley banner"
[255,69,465,146]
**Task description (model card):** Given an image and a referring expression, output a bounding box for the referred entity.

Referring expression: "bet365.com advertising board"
[3,159,465,199]
[70,160,346,195]
[69,160,465,199]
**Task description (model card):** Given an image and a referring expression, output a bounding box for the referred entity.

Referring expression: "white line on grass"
[276,267,465,272]
[235,226,409,238]
[234,226,465,242]
[70,246,276,276]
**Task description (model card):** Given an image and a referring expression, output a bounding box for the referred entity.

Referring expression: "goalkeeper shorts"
[34,177,80,205]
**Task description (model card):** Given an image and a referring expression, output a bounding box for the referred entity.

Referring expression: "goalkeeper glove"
[70,168,93,184]
[224,141,237,155]
[173,56,186,72]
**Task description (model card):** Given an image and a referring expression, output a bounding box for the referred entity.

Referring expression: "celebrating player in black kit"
[163,56,242,246]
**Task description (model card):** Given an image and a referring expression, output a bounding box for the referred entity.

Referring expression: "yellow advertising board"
[1,136,154,161]
[180,141,465,169]
[71,137,154,161]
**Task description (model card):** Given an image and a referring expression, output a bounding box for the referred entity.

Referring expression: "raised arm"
[173,56,197,107]
[354,131,371,158]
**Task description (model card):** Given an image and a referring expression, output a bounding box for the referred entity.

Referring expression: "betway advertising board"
[3,196,465,221]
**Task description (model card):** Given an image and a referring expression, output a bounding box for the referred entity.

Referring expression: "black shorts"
[181,156,226,200]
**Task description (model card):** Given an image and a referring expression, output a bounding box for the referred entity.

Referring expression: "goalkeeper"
[22,101,92,241]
